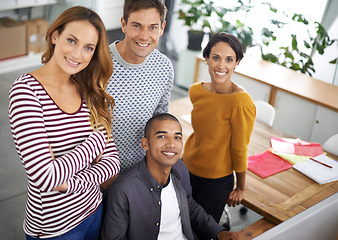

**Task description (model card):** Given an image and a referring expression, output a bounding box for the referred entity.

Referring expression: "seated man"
[101,113,238,240]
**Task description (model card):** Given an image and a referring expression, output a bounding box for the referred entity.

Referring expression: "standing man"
[101,114,238,240]
[106,0,174,174]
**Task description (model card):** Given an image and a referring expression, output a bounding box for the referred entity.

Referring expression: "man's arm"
[174,160,226,238]
[101,182,129,240]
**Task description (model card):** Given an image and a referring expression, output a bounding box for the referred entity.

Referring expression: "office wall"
[47,0,92,24]
[334,62,338,85]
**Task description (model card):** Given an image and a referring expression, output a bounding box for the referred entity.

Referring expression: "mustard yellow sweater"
[182,82,256,179]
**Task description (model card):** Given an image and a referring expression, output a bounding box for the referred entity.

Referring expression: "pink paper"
[270,137,324,157]
[248,151,293,178]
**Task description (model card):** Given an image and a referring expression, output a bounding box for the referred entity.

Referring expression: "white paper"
[293,154,338,184]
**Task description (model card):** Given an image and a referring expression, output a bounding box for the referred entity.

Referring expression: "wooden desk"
[170,97,338,238]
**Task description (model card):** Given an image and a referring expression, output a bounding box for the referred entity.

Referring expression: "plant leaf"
[303,40,311,49]
[291,34,298,51]
[262,53,279,63]
[329,58,337,64]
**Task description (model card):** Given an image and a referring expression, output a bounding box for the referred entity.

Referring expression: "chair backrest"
[254,100,276,126]
[322,134,338,156]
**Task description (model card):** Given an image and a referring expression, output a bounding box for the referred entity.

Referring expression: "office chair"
[322,134,338,156]
[254,100,276,126]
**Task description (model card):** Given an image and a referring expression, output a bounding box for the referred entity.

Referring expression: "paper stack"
[270,137,324,157]
[293,154,338,184]
[248,137,331,180]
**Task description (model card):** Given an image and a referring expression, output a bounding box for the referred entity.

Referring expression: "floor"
[0,67,32,240]
[0,33,261,238]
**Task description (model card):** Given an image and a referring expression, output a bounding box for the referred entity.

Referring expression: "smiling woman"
[8,6,120,240]
[182,32,256,238]
[50,20,98,79]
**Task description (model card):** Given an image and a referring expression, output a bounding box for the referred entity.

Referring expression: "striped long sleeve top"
[8,73,120,238]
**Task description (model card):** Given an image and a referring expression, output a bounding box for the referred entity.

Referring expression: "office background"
[0,0,337,239]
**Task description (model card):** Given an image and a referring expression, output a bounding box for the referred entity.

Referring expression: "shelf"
[0,53,43,74]
[0,0,57,11]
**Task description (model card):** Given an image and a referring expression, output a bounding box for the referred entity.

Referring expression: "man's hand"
[217,230,239,240]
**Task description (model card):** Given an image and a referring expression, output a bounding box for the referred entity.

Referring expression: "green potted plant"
[177,0,336,76]
[177,0,255,51]
[212,0,336,76]
[211,1,255,52]
[177,0,214,50]
[215,18,254,52]
[259,3,337,76]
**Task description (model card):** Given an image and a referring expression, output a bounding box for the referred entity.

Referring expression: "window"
[212,0,337,83]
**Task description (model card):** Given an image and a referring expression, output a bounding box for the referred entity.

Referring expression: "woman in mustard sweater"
[182,32,256,230]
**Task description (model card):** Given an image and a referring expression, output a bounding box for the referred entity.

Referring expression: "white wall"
[168,1,189,55]
[92,0,123,31]
[47,0,93,24]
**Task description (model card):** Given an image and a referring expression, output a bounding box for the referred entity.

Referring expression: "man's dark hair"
[144,113,180,139]
[123,0,167,24]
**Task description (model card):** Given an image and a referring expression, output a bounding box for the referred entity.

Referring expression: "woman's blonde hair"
[42,6,114,139]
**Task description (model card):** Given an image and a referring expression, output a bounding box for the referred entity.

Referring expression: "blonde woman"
[8,6,120,239]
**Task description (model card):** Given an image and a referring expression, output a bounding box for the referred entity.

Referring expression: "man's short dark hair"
[123,0,167,24]
[144,113,180,139]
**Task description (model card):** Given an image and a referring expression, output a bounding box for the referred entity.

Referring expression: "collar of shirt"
[138,158,182,192]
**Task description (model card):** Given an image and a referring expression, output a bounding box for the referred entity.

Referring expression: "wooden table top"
[170,97,338,237]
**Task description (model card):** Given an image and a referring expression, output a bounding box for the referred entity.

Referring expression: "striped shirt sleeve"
[9,77,113,192]
[67,136,120,193]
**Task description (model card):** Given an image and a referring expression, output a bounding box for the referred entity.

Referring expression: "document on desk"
[293,154,338,184]
[270,150,309,164]
[270,137,324,157]
[248,150,293,178]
